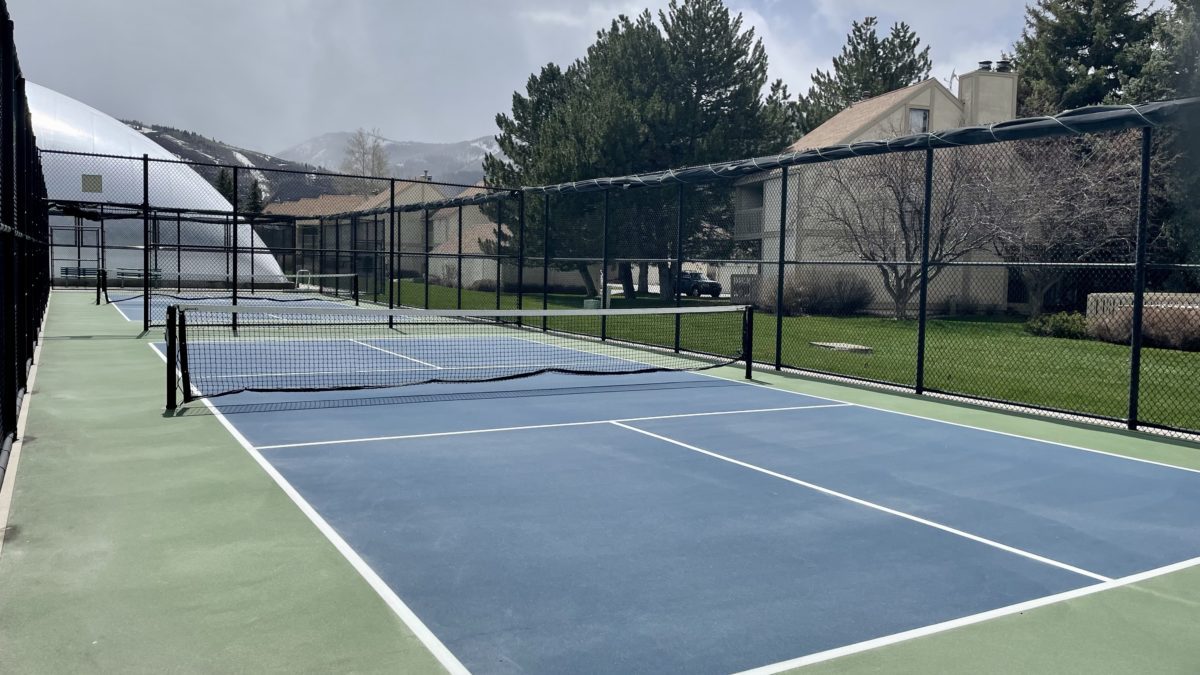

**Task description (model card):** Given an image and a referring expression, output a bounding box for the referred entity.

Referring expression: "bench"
[115,268,162,281]
[59,266,100,279]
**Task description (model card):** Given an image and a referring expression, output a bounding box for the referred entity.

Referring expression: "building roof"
[356,179,470,212]
[786,79,940,153]
[262,194,372,217]
[429,221,511,256]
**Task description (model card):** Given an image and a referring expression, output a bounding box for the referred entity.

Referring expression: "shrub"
[1025,311,1088,339]
[753,273,801,312]
[799,273,874,316]
[446,277,591,295]
[754,272,873,316]
[1088,305,1200,351]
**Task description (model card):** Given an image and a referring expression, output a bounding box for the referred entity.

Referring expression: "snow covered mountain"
[122,120,353,202]
[276,133,497,185]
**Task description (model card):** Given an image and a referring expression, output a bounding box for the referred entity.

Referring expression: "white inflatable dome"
[29,81,283,281]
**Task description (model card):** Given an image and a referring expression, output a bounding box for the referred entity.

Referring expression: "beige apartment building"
[730,60,1020,315]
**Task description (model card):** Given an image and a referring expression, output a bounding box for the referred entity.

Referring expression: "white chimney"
[958,58,1018,125]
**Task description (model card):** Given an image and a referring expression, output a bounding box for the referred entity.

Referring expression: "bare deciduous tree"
[809,148,997,319]
[341,128,391,178]
[985,135,1142,316]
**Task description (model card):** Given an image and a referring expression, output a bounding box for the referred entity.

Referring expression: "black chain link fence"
[1,2,52,490]
[39,99,1200,441]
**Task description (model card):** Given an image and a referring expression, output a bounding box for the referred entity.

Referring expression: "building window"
[81,174,103,193]
[909,108,930,134]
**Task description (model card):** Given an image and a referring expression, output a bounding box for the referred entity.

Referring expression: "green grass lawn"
[388,279,1200,433]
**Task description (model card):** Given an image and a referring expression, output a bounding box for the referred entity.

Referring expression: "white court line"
[254,404,850,450]
[108,299,135,322]
[609,421,1111,583]
[734,554,1200,674]
[691,369,1200,476]
[349,339,442,369]
[146,343,469,674]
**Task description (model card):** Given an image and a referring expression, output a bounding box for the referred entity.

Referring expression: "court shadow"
[174,379,744,417]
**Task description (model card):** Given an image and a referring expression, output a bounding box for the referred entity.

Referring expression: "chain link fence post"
[542,194,550,331]
[231,165,239,331]
[142,154,151,332]
[915,147,934,394]
[1127,126,1153,429]
[601,190,610,339]
[674,185,684,352]
[517,191,525,312]
[423,208,430,309]
[774,166,788,370]
[388,179,396,314]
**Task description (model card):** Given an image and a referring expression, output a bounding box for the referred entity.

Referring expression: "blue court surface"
[109,293,355,325]
[156,334,1200,674]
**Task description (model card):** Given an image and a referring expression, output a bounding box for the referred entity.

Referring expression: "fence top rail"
[38,148,493,192]
[523,97,1198,195]
[321,187,521,220]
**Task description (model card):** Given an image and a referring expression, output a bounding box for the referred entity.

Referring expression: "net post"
[231,165,240,332]
[177,309,192,403]
[165,305,177,410]
[774,166,788,370]
[95,268,104,305]
[353,274,360,306]
[1128,126,1153,430]
[743,306,754,380]
[914,147,933,395]
[542,194,550,332]
[142,153,150,332]
[601,190,610,340]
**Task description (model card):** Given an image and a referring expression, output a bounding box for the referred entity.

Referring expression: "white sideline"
[148,343,470,674]
[733,554,1200,674]
[610,421,1111,583]
[692,369,1200,476]
[254,404,851,450]
[108,300,134,322]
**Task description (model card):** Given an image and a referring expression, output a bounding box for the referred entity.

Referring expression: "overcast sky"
[11,0,1030,154]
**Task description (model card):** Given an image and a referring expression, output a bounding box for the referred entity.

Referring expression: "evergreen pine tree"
[798,18,932,133]
[215,168,235,204]
[1013,0,1157,115]
[244,179,264,214]
[483,0,786,298]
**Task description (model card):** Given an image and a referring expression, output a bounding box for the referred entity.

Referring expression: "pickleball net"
[164,303,755,408]
[100,270,360,305]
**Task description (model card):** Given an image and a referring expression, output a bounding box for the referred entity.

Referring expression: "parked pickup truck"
[678,271,722,298]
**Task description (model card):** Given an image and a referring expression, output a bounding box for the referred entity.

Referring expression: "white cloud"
[9,0,1032,151]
